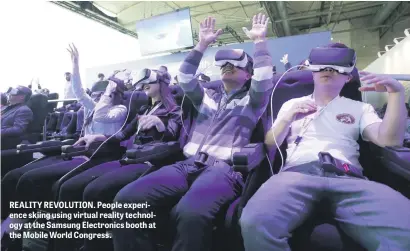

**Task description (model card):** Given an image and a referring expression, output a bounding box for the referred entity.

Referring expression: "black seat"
[225,69,410,251]
[1,93,49,176]
[46,93,59,114]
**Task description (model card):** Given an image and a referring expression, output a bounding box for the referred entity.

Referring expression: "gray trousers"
[240,162,410,251]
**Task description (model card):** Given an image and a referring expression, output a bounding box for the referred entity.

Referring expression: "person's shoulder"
[339,96,371,107]
[113,104,128,111]
[17,105,33,116]
[338,97,376,112]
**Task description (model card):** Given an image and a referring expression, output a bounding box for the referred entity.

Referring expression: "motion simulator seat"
[16,90,149,158]
[1,93,49,176]
[21,91,150,251]
[224,69,410,251]
[118,81,268,250]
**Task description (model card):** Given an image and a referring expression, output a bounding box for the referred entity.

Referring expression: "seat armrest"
[119,141,180,165]
[1,149,18,157]
[370,143,410,181]
[232,143,265,173]
[61,141,123,159]
[16,139,75,154]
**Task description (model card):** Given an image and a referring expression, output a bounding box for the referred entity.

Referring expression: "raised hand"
[280,54,289,65]
[198,17,223,46]
[242,13,269,42]
[104,81,117,96]
[67,43,79,65]
[359,71,405,93]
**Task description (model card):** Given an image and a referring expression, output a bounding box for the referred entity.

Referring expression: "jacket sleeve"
[1,107,33,138]
[71,58,95,110]
[93,96,128,123]
[177,50,205,110]
[161,106,182,141]
[106,115,138,144]
[248,41,274,119]
[105,106,148,144]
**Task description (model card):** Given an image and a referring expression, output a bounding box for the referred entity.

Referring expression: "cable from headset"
[269,65,306,175]
[179,94,189,137]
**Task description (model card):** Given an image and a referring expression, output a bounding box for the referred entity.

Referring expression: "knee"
[172,199,211,228]
[58,180,78,201]
[113,184,148,213]
[239,206,264,235]
[239,202,282,239]
[2,169,22,188]
[83,182,105,202]
[16,173,35,192]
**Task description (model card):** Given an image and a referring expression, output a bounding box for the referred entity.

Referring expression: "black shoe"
[1,233,22,251]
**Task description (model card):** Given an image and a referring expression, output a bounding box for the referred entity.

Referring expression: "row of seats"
[9,70,410,251]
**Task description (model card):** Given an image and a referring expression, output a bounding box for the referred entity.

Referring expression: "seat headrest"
[270,69,362,118]
[48,93,59,100]
[270,70,315,119]
[26,93,48,109]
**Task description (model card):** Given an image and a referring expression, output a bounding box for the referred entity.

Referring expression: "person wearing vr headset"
[240,43,410,251]
[46,68,181,251]
[0,44,128,249]
[111,14,273,251]
[1,86,33,150]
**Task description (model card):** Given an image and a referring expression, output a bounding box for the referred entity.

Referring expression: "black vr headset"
[307,47,357,74]
[91,80,126,100]
[214,49,254,74]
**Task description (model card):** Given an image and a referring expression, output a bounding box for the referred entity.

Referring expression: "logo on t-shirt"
[336,113,355,124]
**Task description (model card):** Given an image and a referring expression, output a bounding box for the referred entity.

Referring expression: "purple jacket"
[178,41,274,161]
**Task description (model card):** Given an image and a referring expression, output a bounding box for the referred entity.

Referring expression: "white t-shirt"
[273,95,382,170]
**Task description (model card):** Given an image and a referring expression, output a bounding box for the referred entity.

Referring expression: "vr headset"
[214,49,253,74]
[134,69,171,91]
[307,47,356,74]
[7,86,32,101]
[91,80,126,99]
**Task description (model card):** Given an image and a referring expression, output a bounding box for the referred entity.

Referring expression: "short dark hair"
[65,72,71,76]
[325,42,349,49]
[98,73,105,78]
[159,65,168,72]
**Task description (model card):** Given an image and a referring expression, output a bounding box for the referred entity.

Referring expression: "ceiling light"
[377,51,386,58]
[385,45,395,51]
[393,37,405,44]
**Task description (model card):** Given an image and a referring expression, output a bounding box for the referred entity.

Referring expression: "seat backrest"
[26,93,49,134]
[122,91,149,123]
[76,108,85,136]
[58,111,78,136]
[47,93,59,113]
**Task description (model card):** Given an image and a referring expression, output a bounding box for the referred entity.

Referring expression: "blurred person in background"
[159,65,168,73]
[63,72,76,106]
[1,86,33,150]
[98,73,105,81]
[0,44,128,250]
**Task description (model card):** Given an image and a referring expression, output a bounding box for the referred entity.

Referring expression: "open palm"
[199,17,223,45]
[243,13,269,41]
[67,43,79,65]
